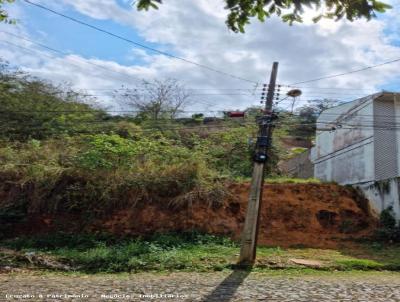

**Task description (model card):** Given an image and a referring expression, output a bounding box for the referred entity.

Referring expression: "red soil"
[95,183,376,248]
[7,183,377,248]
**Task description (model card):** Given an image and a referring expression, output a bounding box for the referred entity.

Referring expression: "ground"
[7,183,377,249]
[2,271,400,301]
[0,181,397,301]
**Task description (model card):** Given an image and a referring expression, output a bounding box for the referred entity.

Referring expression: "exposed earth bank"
[3,183,377,248]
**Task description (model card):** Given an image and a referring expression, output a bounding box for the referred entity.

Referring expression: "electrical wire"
[290,58,400,85]
[282,85,378,91]
[0,40,145,90]
[0,31,145,85]
[22,0,260,85]
[0,34,262,99]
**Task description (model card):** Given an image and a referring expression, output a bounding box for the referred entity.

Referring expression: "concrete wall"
[313,95,375,184]
[312,93,400,219]
[356,179,400,220]
[279,150,314,179]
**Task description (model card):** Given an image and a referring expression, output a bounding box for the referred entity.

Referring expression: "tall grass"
[3,233,400,273]
[0,134,226,215]
[3,232,238,273]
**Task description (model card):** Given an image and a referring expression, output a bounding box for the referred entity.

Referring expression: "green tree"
[137,0,391,32]
[0,62,108,140]
[277,99,343,138]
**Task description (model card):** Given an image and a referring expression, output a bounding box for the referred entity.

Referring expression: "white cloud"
[0,0,399,113]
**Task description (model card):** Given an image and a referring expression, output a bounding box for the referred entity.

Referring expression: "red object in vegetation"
[227,111,245,118]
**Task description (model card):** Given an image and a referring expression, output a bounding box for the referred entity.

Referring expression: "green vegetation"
[1,233,400,273]
[0,63,257,219]
[265,177,321,184]
[0,62,314,223]
[137,0,391,33]
[1,233,238,273]
[374,207,400,243]
[0,0,15,24]
[0,62,373,276]
[1,1,391,33]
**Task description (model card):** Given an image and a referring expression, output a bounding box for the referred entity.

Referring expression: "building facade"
[311,92,400,219]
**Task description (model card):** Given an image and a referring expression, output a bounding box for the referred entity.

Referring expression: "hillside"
[0,63,376,249]
[2,182,376,248]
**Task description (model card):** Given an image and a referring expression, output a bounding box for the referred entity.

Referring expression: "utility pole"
[238,62,279,266]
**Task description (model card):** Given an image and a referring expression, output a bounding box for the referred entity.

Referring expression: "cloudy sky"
[0,0,399,113]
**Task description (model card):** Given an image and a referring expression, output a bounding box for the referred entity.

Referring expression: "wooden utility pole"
[238,62,279,266]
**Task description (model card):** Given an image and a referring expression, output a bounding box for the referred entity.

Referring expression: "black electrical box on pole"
[238,62,279,266]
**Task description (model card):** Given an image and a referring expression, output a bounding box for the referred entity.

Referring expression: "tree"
[115,79,191,120]
[0,61,108,140]
[302,98,344,115]
[284,98,343,138]
[136,0,391,33]
[0,0,15,24]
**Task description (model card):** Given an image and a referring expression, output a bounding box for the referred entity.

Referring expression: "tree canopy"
[0,0,14,24]
[137,0,391,32]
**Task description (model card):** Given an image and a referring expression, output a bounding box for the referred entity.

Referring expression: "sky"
[0,0,399,114]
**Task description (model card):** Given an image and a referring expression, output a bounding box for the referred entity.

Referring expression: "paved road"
[1,271,400,301]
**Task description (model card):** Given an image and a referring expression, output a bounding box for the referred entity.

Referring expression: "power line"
[2,108,400,118]
[22,0,259,85]
[0,39,146,90]
[313,140,374,164]
[277,91,379,96]
[0,31,144,85]
[290,57,400,85]
[280,85,379,93]
[0,122,258,136]
[0,32,262,98]
[5,119,400,138]
[0,110,227,113]
[282,85,378,91]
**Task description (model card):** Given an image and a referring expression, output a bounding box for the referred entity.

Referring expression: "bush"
[0,132,225,213]
[374,207,400,242]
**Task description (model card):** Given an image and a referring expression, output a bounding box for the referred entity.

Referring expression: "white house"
[311,92,400,219]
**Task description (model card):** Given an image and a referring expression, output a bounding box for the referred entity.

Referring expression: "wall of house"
[360,94,400,219]
[312,93,400,219]
[374,97,399,181]
[312,95,375,184]
[356,178,400,220]
[394,94,400,179]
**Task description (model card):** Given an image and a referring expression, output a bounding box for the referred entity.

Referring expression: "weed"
[3,233,400,273]
[335,259,383,271]
[265,177,321,184]
[1,232,239,273]
[374,207,400,242]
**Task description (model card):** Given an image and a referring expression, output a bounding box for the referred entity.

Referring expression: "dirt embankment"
[2,183,376,248]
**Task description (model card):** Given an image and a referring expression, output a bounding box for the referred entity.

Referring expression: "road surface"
[1,271,400,301]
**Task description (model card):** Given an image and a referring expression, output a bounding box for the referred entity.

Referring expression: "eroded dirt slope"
[5,183,376,248]
[99,183,376,248]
